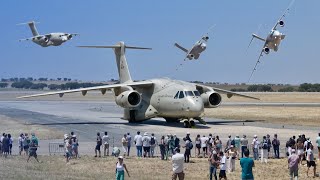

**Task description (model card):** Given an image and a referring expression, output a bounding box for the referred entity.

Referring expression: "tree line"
[9,81,106,90]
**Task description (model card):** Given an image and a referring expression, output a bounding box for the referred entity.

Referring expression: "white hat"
[118,156,124,159]
[64,134,69,139]
[291,149,296,153]
[144,132,148,136]
[254,135,257,138]
[187,132,190,135]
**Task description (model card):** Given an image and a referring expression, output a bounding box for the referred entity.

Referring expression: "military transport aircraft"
[174,26,214,61]
[18,41,259,128]
[18,21,78,47]
[247,0,295,81]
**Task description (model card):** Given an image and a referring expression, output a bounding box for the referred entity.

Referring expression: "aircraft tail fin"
[174,43,188,53]
[17,21,39,36]
[78,42,152,83]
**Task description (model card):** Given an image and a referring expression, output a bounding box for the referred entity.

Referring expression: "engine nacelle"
[67,34,72,40]
[43,37,49,43]
[115,90,141,108]
[263,47,270,54]
[201,92,222,108]
[279,20,284,27]
[188,54,194,58]
[202,36,209,41]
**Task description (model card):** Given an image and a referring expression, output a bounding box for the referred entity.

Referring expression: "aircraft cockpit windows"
[185,91,194,97]
[174,91,179,99]
[179,91,185,99]
[193,91,201,97]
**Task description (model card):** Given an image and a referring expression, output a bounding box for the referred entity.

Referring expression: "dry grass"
[0,155,316,180]
[205,106,320,126]
[0,115,63,140]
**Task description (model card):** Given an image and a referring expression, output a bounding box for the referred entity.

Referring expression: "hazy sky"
[0,0,319,84]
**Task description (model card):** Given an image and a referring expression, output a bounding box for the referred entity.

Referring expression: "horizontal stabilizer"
[174,43,188,53]
[252,34,266,42]
[78,45,152,50]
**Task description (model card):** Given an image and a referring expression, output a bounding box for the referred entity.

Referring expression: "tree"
[278,87,295,92]
[63,78,68,81]
[0,83,8,88]
[48,84,61,90]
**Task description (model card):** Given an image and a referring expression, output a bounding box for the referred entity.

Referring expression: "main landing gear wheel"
[184,120,191,128]
[165,118,180,123]
[190,120,195,127]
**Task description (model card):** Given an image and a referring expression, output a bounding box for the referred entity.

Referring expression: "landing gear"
[129,110,136,123]
[165,118,180,123]
[183,120,195,128]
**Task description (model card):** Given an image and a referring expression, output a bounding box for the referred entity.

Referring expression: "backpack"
[150,137,155,145]
[262,140,268,149]
[231,139,235,146]
[189,142,193,149]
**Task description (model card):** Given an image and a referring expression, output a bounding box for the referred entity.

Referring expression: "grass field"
[0,155,317,180]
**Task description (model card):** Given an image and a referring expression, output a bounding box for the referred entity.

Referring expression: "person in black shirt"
[95,132,102,157]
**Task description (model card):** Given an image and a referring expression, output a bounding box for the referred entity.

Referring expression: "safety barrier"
[49,142,65,155]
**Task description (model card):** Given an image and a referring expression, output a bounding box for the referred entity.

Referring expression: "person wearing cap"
[288,149,299,180]
[208,150,218,180]
[134,131,143,157]
[172,148,185,180]
[115,156,130,180]
[142,132,151,158]
[185,132,192,142]
[240,149,254,180]
[150,133,157,158]
[272,134,280,159]
[240,135,248,158]
[251,135,260,160]
[306,143,317,178]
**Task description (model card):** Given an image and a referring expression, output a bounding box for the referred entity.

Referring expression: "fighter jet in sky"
[18,21,78,47]
[247,0,295,81]
[174,26,214,61]
[18,41,259,128]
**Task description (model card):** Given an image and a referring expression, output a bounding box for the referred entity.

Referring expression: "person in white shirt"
[306,144,317,178]
[102,132,110,156]
[200,135,208,157]
[150,133,158,158]
[240,135,248,158]
[142,132,151,158]
[134,131,143,157]
[18,133,24,155]
[251,135,260,160]
[219,151,227,180]
[121,134,128,156]
[172,148,185,180]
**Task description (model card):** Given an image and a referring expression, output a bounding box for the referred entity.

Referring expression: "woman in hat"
[115,156,130,180]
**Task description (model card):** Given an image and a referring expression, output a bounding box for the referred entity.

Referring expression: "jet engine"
[263,47,270,54]
[67,34,73,40]
[202,36,209,41]
[115,90,142,108]
[41,37,49,43]
[201,92,222,108]
[188,54,194,58]
[279,20,285,27]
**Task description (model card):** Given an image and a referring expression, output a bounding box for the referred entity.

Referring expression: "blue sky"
[0,0,319,84]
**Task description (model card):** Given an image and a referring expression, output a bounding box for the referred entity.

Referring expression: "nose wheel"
[183,120,195,128]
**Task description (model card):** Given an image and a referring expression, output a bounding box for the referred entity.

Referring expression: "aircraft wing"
[248,48,264,82]
[19,37,33,41]
[195,84,260,100]
[272,0,295,30]
[17,81,154,99]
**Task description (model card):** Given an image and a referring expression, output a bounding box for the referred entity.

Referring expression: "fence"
[49,142,65,155]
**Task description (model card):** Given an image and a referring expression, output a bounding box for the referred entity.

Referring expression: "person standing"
[23,133,30,156]
[240,149,254,180]
[195,134,201,157]
[261,136,268,163]
[71,132,79,158]
[172,148,185,180]
[174,134,180,149]
[226,135,232,150]
[272,134,280,159]
[234,135,241,159]
[150,133,157,158]
[288,149,299,180]
[215,136,222,154]
[227,145,237,172]
[316,133,320,161]
[116,156,130,180]
[240,135,248,158]
[65,138,72,163]
[142,132,151,158]
[185,132,192,142]
[251,135,260,160]
[208,151,218,180]
[201,135,208,157]
[8,134,13,155]
[126,133,132,156]
[102,132,110,156]
[121,134,128,157]
[2,134,9,158]
[159,136,166,160]
[95,132,102,157]
[183,137,191,163]
[27,134,39,163]
[18,133,24,155]
[134,131,143,157]
[219,151,227,180]
[306,144,317,178]
[169,135,176,156]
[266,134,272,158]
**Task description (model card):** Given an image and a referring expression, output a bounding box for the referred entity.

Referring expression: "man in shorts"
[219,151,227,180]
[306,144,317,178]
[316,133,320,161]
[102,132,110,156]
[95,132,102,157]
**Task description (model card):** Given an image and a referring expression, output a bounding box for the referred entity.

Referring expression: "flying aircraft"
[18,41,259,128]
[247,0,295,81]
[174,26,214,61]
[18,21,78,47]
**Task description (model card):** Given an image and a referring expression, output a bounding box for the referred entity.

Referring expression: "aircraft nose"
[186,98,204,116]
